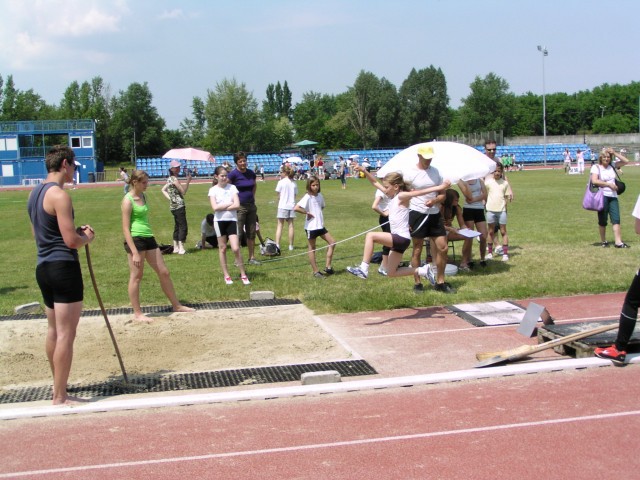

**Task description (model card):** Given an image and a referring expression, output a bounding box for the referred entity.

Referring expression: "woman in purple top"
[227,151,260,264]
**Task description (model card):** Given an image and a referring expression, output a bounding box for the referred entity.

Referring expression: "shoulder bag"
[613,167,626,195]
[582,168,604,211]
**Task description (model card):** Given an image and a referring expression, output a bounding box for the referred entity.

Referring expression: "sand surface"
[0,304,350,390]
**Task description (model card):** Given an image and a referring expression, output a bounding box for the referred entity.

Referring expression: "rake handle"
[85,245,129,383]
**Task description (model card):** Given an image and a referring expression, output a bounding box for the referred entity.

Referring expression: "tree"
[179,96,206,147]
[348,70,380,148]
[1,75,18,120]
[398,67,450,144]
[457,73,515,135]
[292,91,338,147]
[108,82,166,162]
[375,78,401,147]
[593,113,636,134]
[203,78,259,152]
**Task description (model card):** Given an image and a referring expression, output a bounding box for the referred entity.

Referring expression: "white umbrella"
[163,148,215,162]
[377,141,496,183]
[349,154,360,160]
[286,156,302,164]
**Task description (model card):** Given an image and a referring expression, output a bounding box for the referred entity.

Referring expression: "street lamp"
[537,45,548,166]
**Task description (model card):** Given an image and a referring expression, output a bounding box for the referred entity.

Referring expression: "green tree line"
[1,69,639,165]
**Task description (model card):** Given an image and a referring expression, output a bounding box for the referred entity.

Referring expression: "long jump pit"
[0,299,376,406]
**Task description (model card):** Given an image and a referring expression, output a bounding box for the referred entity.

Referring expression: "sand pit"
[0,304,351,390]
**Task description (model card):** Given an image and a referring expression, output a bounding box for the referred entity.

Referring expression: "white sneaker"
[417,264,436,286]
[177,249,186,255]
[502,254,509,262]
[486,253,493,260]
[378,267,388,276]
[289,245,294,251]
[495,245,503,255]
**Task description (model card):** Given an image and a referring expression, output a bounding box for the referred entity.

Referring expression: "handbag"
[613,168,626,195]
[582,168,604,211]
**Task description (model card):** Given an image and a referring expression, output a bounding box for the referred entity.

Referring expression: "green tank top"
[125,192,153,237]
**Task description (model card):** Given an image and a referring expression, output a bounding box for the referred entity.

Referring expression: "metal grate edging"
[1,298,302,321]
[0,360,377,404]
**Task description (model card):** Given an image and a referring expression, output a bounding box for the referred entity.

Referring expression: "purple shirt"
[227,168,257,204]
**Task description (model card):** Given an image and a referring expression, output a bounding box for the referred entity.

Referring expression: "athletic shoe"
[195,241,202,249]
[434,282,456,293]
[177,249,186,255]
[346,266,368,279]
[378,267,388,276]
[425,264,436,286]
[248,258,261,265]
[601,241,609,248]
[615,243,630,249]
[240,275,251,285]
[486,253,493,260]
[495,245,503,255]
[313,271,326,279]
[324,267,335,275]
[413,283,424,292]
[289,245,294,251]
[458,264,471,272]
[502,254,509,262]
[224,276,233,285]
[594,345,626,364]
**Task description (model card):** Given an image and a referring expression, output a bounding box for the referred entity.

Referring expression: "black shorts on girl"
[462,208,486,223]
[305,227,329,240]
[391,234,411,254]
[124,236,159,254]
[215,220,238,238]
[36,261,84,308]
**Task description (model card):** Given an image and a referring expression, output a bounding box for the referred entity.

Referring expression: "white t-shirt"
[590,164,617,198]
[374,189,391,213]
[632,194,640,220]
[296,193,325,230]
[208,184,239,221]
[402,164,443,214]
[201,218,216,237]
[275,177,298,210]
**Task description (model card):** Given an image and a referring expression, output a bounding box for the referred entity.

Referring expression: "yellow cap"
[417,145,435,159]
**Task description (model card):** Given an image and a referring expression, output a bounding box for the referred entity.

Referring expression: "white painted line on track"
[1,354,638,421]
[2,408,639,478]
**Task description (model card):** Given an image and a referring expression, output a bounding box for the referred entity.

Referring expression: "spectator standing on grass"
[119,167,130,194]
[576,149,586,174]
[275,165,298,251]
[339,156,347,189]
[484,164,512,261]
[294,175,336,279]
[228,151,260,265]
[595,193,640,364]
[122,170,195,323]
[347,165,449,282]
[209,166,251,285]
[590,147,631,248]
[161,160,191,255]
[403,145,453,293]
[27,145,95,405]
[457,177,488,269]
[563,148,572,174]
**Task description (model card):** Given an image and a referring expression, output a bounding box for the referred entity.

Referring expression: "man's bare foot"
[173,305,196,313]
[133,313,154,323]
[53,395,89,406]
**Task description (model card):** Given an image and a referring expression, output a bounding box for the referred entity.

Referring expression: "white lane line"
[352,315,617,340]
[2,409,639,478]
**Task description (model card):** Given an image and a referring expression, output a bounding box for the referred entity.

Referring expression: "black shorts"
[409,211,446,239]
[462,207,486,223]
[124,236,158,254]
[205,235,218,247]
[306,227,329,240]
[215,220,238,238]
[36,261,84,308]
[391,234,411,254]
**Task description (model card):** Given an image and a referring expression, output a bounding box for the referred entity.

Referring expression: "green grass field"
[1,166,638,316]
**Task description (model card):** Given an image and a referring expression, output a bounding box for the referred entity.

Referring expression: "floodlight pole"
[537,45,548,166]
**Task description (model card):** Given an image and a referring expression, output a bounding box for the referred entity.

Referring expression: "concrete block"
[14,302,41,315]
[301,370,342,385]
[250,291,275,301]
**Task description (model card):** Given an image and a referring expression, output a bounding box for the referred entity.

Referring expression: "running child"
[208,166,250,285]
[275,165,298,251]
[294,175,336,278]
[346,165,450,281]
[484,163,512,261]
[122,170,195,322]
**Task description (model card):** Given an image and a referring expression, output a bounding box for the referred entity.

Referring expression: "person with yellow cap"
[402,144,454,293]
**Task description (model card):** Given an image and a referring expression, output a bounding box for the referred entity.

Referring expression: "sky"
[0,0,638,130]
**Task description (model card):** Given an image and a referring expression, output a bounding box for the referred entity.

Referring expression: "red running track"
[1,364,639,479]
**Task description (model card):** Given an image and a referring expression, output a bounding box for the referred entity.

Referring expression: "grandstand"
[137,142,593,178]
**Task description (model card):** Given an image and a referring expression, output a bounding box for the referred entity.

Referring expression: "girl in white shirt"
[208,167,250,285]
[275,165,298,251]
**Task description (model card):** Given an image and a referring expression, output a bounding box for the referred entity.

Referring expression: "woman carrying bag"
[590,148,631,248]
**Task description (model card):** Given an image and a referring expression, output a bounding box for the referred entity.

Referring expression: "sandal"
[240,275,251,285]
[224,276,233,285]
